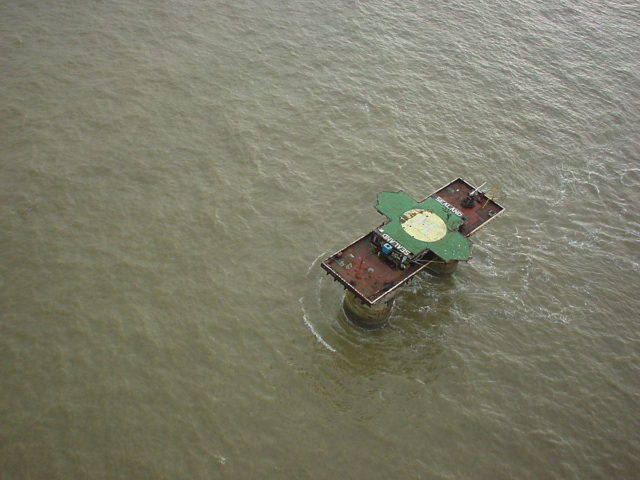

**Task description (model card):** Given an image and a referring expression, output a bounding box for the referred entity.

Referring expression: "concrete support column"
[425,260,459,277]
[342,291,395,329]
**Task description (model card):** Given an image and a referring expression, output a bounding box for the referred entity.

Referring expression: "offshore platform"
[321,178,504,328]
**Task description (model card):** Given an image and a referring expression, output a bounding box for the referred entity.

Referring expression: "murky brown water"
[2,1,639,478]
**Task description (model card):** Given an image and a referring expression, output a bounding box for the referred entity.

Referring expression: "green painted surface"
[376,192,471,261]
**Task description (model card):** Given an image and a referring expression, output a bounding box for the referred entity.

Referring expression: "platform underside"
[321,178,503,305]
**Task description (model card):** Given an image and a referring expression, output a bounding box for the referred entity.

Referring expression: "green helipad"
[375,191,471,261]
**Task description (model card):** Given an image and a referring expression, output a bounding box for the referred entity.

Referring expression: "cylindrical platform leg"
[424,260,459,277]
[342,291,395,329]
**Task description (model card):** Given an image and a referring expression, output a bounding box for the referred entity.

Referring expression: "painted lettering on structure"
[434,196,463,217]
[379,232,411,256]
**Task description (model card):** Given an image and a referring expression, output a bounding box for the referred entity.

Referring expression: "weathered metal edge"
[367,259,436,305]
[320,231,374,304]
[468,207,505,236]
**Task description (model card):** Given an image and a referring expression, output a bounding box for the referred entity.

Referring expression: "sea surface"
[2,1,639,478]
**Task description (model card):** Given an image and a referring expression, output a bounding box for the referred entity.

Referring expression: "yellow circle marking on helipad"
[400,209,447,242]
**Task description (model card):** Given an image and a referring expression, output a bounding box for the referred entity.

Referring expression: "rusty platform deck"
[321,178,504,305]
